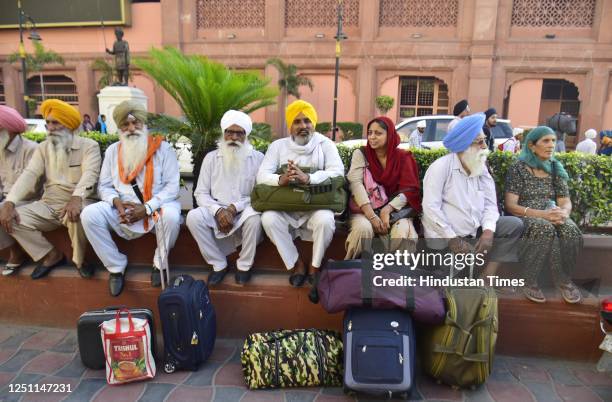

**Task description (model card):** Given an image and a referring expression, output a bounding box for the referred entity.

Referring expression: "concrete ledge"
[0,264,603,362]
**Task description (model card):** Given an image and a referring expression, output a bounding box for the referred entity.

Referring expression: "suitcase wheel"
[164,362,177,374]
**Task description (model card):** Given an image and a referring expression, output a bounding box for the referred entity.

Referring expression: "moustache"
[297,129,310,136]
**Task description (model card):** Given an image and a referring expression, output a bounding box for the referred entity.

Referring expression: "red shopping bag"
[101,308,156,384]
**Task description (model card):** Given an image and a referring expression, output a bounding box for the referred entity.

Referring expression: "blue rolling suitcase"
[158,275,216,373]
[343,307,416,400]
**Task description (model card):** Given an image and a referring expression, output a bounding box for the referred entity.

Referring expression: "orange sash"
[118,135,163,231]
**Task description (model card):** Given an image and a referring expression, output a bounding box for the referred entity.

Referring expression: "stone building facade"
[1,0,612,142]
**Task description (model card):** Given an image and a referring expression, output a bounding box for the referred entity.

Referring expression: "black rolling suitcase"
[343,307,416,400]
[77,307,156,370]
[158,275,216,373]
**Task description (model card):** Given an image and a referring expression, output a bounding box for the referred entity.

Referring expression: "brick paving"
[0,325,609,402]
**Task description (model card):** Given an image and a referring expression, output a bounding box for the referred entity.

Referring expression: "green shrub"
[251,123,273,141]
[25,131,120,154]
[316,122,363,140]
[375,95,395,115]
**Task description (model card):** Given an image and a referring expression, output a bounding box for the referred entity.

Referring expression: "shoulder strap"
[130,179,145,204]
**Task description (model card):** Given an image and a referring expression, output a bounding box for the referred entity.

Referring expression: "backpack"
[420,287,498,389]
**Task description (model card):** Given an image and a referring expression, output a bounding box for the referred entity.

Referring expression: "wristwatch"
[144,203,153,216]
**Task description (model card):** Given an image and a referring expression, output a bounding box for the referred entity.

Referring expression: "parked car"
[25,118,46,133]
[340,115,513,150]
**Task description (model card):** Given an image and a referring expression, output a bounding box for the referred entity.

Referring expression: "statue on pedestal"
[106,28,130,86]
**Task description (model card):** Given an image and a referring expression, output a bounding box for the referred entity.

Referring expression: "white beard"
[47,128,73,182]
[292,132,313,146]
[217,138,251,175]
[120,127,149,174]
[0,130,10,163]
[460,147,490,177]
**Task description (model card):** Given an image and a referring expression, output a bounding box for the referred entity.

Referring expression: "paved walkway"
[0,325,610,402]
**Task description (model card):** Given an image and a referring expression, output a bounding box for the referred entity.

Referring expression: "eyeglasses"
[472,138,486,146]
[224,129,246,137]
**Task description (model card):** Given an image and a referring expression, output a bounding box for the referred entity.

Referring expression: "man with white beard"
[81,101,180,296]
[186,110,264,285]
[0,106,38,275]
[0,99,101,279]
[257,100,344,287]
[422,113,523,274]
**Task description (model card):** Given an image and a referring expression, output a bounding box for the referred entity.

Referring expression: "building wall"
[1,0,611,143]
[507,79,542,128]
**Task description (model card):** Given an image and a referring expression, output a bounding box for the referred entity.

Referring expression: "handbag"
[251,165,347,212]
[348,149,388,213]
[101,308,156,385]
[316,260,446,324]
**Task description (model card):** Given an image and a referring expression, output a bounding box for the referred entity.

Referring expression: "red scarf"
[364,116,422,212]
[118,135,163,230]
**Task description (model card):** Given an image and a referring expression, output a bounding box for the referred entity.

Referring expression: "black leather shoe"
[78,263,95,279]
[31,257,65,280]
[208,268,228,286]
[289,273,306,287]
[109,273,125,297]
[235,270,252,285]
[151,268,161,288]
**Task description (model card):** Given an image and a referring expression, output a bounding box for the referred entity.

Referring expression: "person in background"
[448,99,470,131]
[82,114,95,132]
[502,128,524,153]
[575,129,597,155]
[408,120,426,149]
[598,131,612,156]
[482,108,497,152]
[504,126,582,304]
[95,115,108,134]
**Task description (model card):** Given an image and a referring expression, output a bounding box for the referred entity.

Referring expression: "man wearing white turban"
[186,110,264,285]
[80,100,181,296]
[575,129,597,155]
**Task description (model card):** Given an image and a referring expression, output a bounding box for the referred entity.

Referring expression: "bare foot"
[41,248,63,268]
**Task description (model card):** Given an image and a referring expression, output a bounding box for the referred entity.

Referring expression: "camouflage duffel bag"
[241,329,343,389]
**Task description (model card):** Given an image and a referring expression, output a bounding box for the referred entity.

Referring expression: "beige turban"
[113,100,148,127]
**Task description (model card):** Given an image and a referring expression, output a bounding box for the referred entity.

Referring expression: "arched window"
[26,74,78,109]
[399,76,449,118]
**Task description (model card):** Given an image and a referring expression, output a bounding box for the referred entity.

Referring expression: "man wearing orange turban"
[0,105,39,276]
[0,99,101,280]
[257,100,344,287]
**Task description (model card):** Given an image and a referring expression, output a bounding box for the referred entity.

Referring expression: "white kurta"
[257,133,344,269]
[408,129,423,149]
[81,140,181,273]
[186,147,264,271]
[422,153,499,241]
[575,138,597,155]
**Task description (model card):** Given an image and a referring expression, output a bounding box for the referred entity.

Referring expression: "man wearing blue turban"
[422,113,524,278]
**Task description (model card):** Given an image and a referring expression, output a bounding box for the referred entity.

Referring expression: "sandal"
[522,285,546,303]
[558,282,582,304]
[2,262,24,276]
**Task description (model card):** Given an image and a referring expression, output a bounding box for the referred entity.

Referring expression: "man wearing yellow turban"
[0,99,101,280]
[257,100,344,287]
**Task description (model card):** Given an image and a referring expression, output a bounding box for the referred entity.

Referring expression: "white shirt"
[408,129,423,149]
[448,117,461,132]
[257,133,344,186]
[98,140,180,213]
[502,137,519,153]
[575,138,597,155]
[195,147,264,216]
[422,153,499,238]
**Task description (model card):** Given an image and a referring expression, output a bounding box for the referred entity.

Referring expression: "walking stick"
[154,212,171,290]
